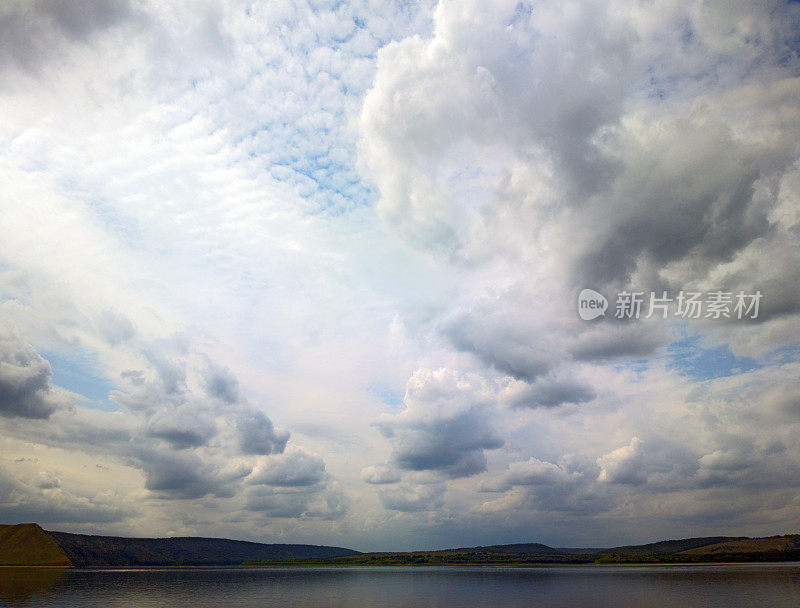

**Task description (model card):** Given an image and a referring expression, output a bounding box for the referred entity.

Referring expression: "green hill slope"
[0,523,71,566]
[677,535,800,557]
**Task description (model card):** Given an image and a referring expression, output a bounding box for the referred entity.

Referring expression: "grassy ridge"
[0,524,71,566]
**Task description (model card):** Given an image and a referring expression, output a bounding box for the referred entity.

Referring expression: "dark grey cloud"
[236,408,290,456]
[136,449,249,500]
[245,488,310,518]
[704,231,800,323]
[441,310,552,382]
[248,451,325,487]
[575,121,770,290]
[377,369,503,479]
[569,322,666,362]
[0,0,139,75]
[0,331,72,419]
[202,358,240,404]
[39,0,134,40]
[144,403,217,449]
[390,416,502,478]
[504,377,596,409]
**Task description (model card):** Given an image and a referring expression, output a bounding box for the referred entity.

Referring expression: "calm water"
[2,564,800,607]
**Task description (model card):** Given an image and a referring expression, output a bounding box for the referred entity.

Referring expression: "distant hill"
[480,542,563,554]
[249,535,800,566]
[0,524,358,567]
[0,524,71,566]
[47,530,360,567]
[599,536,747,557]
[592,535,800,564]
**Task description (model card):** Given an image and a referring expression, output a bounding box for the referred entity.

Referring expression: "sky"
[0,0,798,553]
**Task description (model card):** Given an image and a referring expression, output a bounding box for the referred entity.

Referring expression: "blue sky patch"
[43,349,119,411]
[666,334,760,381]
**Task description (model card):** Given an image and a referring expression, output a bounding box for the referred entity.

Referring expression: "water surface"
[2,564,799,607]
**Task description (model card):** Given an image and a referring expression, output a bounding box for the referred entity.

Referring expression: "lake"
[2,564,799,607]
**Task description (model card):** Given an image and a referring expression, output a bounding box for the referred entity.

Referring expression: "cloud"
[573,118,768,289]
[34,471,61,490]
[236,408,290,456]
[376,368,503,479]
[569,322,666,363]
[136,449,250,500]
[0,465,127,524]
[244,483,347,520]
[244,458,347,520]
[144,403,217,449]
[379,483,445,513]
[245,488,312,518]
[361,464,401,485]
[202,357,240,404]
[0,330,73,419]
[359,0,635,251]
[597,437,647,485]
[441,307,554,381]
[0,0,140,75]
[360,0,800,378]
[93,311,136,346]
[481,457,578,492]
[248,451,326,487]
[499,376,595,409]
[112,353,289,456]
